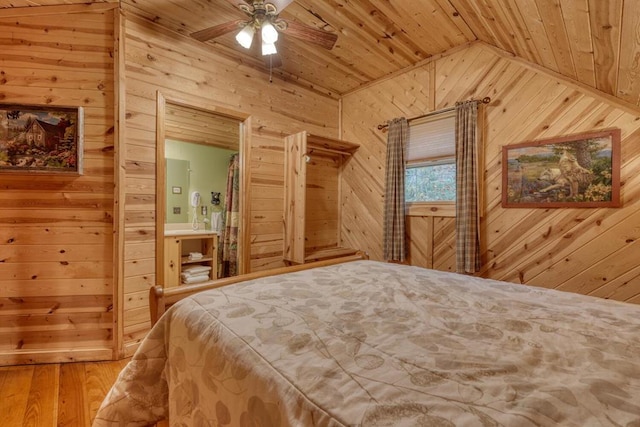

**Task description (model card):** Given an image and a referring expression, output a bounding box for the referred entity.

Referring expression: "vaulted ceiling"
[4,0,640,106]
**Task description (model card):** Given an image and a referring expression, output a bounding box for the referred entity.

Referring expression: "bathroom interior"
[164,140,236,234]
[161,102,242,284]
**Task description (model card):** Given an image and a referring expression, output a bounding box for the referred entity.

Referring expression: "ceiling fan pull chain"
[269,55,273,83]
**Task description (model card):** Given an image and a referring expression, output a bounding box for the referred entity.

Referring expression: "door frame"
[155,91,252,284]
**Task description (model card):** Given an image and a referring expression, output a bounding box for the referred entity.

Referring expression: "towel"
[188,252,203,261]
[181,274,210,284]
[182,265,211,275]
[211,212,223,235]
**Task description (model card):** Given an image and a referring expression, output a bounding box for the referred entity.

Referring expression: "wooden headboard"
[150,252,369,325]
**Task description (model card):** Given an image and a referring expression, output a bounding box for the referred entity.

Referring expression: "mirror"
[156,92,251,283]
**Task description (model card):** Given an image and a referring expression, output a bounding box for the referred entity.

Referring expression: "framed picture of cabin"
[502,128,620,208]
[0,103,83,174]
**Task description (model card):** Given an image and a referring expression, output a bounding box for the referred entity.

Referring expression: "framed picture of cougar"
[502,128,620,208]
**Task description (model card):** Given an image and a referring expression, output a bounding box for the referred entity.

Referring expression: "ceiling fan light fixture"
[235,25,255,49]
[262,41,277,56]
[261,21,279,44]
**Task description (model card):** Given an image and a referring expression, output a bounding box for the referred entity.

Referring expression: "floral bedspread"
[94,260,640,426]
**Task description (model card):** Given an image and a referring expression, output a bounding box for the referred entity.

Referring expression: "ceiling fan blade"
[281,20,338,50]
[191,20,245,42]
[268,0,294,12]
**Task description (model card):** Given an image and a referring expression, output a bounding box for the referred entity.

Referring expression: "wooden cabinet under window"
[164,233,218,287]
[284,131,360,264]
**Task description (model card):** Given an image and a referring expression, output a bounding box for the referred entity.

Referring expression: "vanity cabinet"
[164,233,218,288]
[283,131,360,264]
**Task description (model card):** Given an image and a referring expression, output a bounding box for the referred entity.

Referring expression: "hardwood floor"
[0,359,131,427]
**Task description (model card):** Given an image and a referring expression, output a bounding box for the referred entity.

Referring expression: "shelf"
[306,134,360,155]
[181,256,214,264]
[304,247,359,263]
[164,234,218,288]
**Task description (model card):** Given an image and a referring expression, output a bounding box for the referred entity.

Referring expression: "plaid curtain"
[383,117,408,262]
[455,101,481,273]
[218,153,240,278]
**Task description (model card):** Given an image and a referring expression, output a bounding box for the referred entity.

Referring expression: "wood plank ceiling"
[3,0,640,105]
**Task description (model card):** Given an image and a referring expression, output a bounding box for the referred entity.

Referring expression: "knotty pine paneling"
[249,136,286,271]
[121,12,339,354]
[164,102,240,150]
[341,66,431,260]
[404,216,433,269]
[19,0,635,111]
[0,1,115,8]
[223,0,640,106]
[0,5,117,365]
[341,42,640,304]
[305,153,340,253]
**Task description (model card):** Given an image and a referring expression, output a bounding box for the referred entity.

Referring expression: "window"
[405,111,456,202]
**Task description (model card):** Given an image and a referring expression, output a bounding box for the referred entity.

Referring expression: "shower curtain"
[219,153,240,277]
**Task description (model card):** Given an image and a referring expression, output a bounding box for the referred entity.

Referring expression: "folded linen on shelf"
[188,252,203,261]
[181,274,210,285]
[181,265,212,276]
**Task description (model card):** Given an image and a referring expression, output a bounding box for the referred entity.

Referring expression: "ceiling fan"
[191,0,338,60]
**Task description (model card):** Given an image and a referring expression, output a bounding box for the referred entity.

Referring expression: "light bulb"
[262,41,277,55]
[235,25,255,49]
[261,21,279,44]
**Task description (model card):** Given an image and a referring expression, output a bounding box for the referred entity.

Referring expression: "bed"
[94,257,640,426]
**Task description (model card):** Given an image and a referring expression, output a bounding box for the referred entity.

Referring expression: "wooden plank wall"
[164,103,240,150]
[341,42,640,304]
[0,4,118,365]
[121,10,339,354]
[305,153,340,253]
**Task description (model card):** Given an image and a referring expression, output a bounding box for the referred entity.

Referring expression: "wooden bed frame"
[149,252,369,325]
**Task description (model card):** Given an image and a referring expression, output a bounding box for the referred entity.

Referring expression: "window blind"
[407,110,455,165]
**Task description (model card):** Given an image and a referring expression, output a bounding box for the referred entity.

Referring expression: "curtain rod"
[377,97,491,131]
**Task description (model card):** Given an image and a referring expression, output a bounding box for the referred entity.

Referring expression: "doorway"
[155,92,251,284]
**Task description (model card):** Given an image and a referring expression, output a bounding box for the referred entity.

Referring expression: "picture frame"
[502,128,620,208]
[0,103,83,174]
